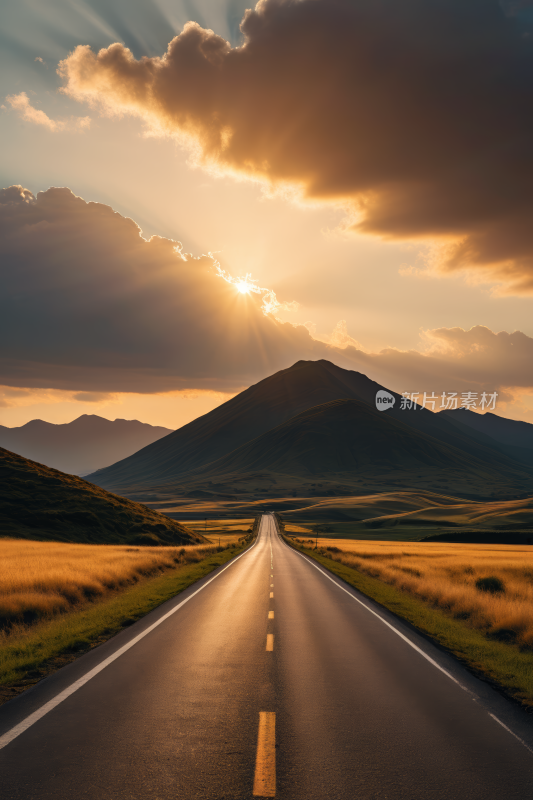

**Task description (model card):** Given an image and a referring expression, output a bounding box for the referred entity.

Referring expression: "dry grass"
[284,523,314,534]
[0,537,231,634]
[181,519,254,545]
[296,538,533,648]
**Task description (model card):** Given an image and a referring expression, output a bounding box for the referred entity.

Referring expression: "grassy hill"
[281,490,533,528]
[88,360,520,495]
[0,447,205,546]
[278,489,533,543]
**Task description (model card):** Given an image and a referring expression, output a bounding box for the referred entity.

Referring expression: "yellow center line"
[270,591,273,598]
[266,634,274,651]
[270,584,273,587]
[253,711,276,796]
[268,610,274,619]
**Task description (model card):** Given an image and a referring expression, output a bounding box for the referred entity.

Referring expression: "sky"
[2,0,533,430]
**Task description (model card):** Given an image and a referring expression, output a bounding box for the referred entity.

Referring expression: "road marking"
[270,584,273,587]
[270,592,273,599]
[266,634,274,651]
[287,543,463,687]
[0,532,262,751]
[489,714,533,756]
[268,611,274,619]
[253,712,276,797]
[285,540,533,756]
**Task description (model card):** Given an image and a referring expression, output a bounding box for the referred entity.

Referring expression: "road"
[1,514,533,798]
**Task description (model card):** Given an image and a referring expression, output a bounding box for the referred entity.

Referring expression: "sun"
[235,277,254,294]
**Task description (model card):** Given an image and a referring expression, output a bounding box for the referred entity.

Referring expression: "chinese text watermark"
[399,391,498,411]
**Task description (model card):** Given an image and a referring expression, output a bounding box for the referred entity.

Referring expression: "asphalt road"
[1,514,533,799]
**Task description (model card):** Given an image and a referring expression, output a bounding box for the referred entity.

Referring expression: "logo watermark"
[374,390,499,412]
[400,391,498,411]
[375,390,396,411]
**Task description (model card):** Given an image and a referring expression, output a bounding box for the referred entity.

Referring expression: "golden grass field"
[296,538,533,647]
[283,491,533,530]
[0,538,230,633]
[181,519,254,545]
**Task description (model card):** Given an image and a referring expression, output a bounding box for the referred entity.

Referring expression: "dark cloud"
[72,391,113,402]
[0,185,329,392]
[59,0,533,292]
[2,185,532,403]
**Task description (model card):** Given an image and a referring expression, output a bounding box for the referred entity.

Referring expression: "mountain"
[175,399,533,498]
[0,415,172,476]
[0,447,205,545]
[88,360,522,494]
[441,408,533,466]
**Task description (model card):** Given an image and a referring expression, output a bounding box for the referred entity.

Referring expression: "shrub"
[475,576,505,594]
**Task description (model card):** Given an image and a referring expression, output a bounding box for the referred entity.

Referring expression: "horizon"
[0,359,525,430]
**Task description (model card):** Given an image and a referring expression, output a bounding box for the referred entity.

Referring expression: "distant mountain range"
[88,361,533,501]
[0,415,172,476]
[441,407,533,466]
[0,447,203,545]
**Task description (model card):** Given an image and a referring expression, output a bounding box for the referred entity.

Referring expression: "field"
[0,538,234,632]
[288,535,533,706]
[0,533,255,702]
[295,537,533,647]
[179,519,254,545]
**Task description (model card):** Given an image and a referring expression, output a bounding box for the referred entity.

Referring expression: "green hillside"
[0,447,205,545]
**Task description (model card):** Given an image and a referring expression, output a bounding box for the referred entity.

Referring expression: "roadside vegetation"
[287,535,533,707]
[0,523,258,703]
[0,538,234,628]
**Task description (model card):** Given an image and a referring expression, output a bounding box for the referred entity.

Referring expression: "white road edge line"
[283,538,533,756]
[287,544,463,687]
[489,713,533,755]
[0,532,261,751]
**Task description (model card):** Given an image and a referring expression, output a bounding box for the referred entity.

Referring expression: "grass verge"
[0,536,254,705]
[284,536,533,710]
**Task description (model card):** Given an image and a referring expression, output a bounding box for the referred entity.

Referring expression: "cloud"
[215,267,300,316]
[72,392,114,403]
[58,0,533,293]
[353,325,533,401]
[316,320,364,351]
[0,185,330,393]
[6,92,90,132]
[1,184,532,412]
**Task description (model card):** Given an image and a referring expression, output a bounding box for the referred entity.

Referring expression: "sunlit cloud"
[316,320,364,351]
[57,0,533,293]
[2,183,532,426]
[6,92,90,132]
[215,265,299,317]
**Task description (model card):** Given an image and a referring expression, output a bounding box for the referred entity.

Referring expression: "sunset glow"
[236,278,254,294]
[2,6,533,794]
[1,0,532,430]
